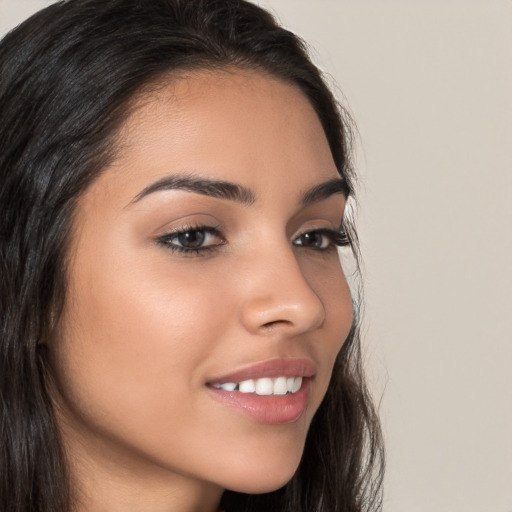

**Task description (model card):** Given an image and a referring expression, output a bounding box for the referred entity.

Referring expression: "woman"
[0,1,384,511]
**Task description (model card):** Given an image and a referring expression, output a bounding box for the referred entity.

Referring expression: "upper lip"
[207,358,316,385]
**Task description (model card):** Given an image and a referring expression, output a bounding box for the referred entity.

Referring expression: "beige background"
[1,1,511,511]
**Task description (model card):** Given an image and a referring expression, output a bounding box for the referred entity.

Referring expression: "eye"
[293,228,349,250]
[157,225,225,254]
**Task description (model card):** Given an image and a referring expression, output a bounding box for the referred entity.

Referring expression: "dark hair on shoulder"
[0,1,384,511]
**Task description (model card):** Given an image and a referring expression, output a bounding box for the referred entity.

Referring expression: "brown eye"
[293,229,349,250]
[176,230,206,249]
[294,231,330,249]
[158,226,225,254]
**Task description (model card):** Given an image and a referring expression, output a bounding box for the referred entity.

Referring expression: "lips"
[206,358,315,424]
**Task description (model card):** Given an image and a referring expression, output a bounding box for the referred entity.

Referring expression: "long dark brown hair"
[0,1,384,510]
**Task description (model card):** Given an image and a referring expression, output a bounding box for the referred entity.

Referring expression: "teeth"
[255,378,273,395]
[273,376,288,395]
[213,376,303,395]
[291,377,302,393]
[216,382,237,391]
[239,379,256,393]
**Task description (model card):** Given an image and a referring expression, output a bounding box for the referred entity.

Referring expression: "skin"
[49,69,353,512]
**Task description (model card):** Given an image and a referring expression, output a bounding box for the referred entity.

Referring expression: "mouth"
[210,376,304,395]
[206,358,314,424]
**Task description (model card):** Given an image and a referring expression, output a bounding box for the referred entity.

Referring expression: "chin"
[224,471,298,495]
[214,445,304,495]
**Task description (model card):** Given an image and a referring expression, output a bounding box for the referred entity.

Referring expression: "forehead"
[91,69,340,207]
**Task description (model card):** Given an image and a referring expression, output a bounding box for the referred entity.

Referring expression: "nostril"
[260,319,294,331]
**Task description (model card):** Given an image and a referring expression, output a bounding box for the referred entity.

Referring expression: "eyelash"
[294,228,350,250]
[156,225,350,255]
[157,225,225,255]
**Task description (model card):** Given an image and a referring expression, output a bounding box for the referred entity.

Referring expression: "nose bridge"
[239,241,325,335]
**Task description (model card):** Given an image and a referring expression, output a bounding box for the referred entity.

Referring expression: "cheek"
[302,255,353,389]
[57,253,224,386]
[52,244,233,439]
[303,252,353,331]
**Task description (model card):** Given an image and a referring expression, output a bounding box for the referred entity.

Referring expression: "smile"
[206,358,315,423]
[211,376,303,395]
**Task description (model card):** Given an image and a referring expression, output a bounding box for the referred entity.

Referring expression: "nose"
[239,247,326,336]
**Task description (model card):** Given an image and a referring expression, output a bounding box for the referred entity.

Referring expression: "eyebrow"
[129,173,348,207]
[300,177,349,207]
[130,174,255,205]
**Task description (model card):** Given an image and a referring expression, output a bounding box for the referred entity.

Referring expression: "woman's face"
[50,70,353,503]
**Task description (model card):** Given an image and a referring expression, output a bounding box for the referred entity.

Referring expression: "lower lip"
[207,378,311,425]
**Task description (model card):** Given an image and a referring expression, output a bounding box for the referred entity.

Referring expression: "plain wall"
[1,1,511,511]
